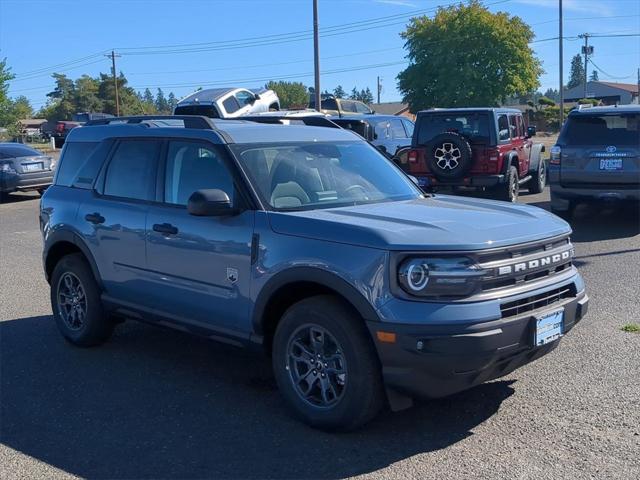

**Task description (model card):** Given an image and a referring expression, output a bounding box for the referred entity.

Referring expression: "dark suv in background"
[401,108,546,202]
[549,105,639,218]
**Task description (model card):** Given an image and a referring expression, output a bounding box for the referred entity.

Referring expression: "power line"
[589,59,636,80]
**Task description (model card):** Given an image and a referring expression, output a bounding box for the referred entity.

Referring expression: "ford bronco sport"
[549,105,640,219]
[40,115,588,431]
[402,108,547,202]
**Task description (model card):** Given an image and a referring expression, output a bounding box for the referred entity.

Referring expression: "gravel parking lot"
[1,189,639,480]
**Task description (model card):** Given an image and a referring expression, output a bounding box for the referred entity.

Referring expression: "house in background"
[563,81,638,105]
[370,102,414,120]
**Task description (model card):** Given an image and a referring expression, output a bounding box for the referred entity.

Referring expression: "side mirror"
[526,125,536,138]
[254,93,261,101]
[187,189,234,216]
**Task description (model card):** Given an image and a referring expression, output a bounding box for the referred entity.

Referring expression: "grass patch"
[621,323,640,333]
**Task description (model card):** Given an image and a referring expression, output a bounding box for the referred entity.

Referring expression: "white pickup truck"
[174,87,280,118]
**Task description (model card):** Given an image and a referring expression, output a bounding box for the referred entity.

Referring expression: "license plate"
[23,163,43,172]
[534,309,564,346]
[599,159,622,171]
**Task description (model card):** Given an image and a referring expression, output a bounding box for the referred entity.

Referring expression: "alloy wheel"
[56,272,87,330]
[434,143,462,171]
[286,324,348,408]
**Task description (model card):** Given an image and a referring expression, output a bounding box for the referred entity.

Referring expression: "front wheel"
[272,295,384,431]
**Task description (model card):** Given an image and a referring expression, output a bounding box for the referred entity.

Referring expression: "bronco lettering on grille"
[498,249,572,276]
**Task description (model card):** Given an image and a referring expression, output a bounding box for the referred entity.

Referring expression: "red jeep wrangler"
[400,108,546,202]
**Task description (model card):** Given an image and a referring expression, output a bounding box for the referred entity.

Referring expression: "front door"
[145,139,255,335]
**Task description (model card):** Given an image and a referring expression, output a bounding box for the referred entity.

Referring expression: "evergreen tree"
[167,92,177,111]
[567,54,585,89]
[333,85,345,98]
[143,88,154,105]
[155,88,169,113]
[589,70,599,82]
[349,87,359,100]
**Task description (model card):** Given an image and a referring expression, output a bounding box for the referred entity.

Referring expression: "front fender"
[252,266,382,336]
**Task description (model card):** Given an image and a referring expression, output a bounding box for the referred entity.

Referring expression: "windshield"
[417,112,491,144]
[561,113,639,146]
[231,141,421,211]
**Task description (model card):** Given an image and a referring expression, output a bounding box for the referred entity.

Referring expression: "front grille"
[500,285,576,318]
[476,235,574,293]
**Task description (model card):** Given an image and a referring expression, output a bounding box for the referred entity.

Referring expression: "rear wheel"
[528,159,547,194]
[50,253,114,347]
[495,165,519,202]
[272,295,384,431]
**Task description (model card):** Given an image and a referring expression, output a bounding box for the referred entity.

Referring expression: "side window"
[389,118,407,138]
[355,102,370,113]
[508,115,518,139]
[55,142,99,187]
[164,141,235,206]
[103,140,160,201]
[374,121,390,139]
[402,119,415,138]
[497,115,510,142]
[235,90,254,107]
[222,96,240,114]
[341,101,358,113]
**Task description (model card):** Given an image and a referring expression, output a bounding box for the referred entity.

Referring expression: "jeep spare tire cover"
[426,132,473,181]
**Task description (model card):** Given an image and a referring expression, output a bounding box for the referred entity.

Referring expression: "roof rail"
[84,115,215,130]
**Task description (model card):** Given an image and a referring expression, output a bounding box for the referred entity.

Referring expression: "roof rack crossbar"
[229,115,341,129]
[85,115,215,130]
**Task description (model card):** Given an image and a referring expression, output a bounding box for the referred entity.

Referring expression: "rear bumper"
[416,174,505,188]
[550,182,640,209]
[368,288,588,399]
[0,170,54,193]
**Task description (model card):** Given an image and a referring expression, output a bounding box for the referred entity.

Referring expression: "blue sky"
[1,0,638,111]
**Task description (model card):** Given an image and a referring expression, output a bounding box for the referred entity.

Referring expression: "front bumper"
[368,283,588,400]
[0,170,54,193]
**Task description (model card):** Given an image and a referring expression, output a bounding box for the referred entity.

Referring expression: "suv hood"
[268,195,571,251]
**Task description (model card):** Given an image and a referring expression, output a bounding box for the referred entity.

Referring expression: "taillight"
[56,123,64,133]
[550,145,561,165]
[487,148,500,162]
[408,149,419,163]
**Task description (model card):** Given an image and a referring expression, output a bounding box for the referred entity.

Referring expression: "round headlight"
[402,260,429,292]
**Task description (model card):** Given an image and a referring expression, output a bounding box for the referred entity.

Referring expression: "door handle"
[85,212,105,225]
[153,223,178,235]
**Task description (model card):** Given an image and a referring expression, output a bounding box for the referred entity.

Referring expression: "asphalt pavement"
[1,189,639,479]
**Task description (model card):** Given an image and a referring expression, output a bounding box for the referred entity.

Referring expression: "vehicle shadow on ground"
[0,192,40,204]
[528,200,640,243]
[1,315,515,479]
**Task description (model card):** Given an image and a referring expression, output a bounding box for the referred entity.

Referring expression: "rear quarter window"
[562,113,640,146]
[55,142,99,187]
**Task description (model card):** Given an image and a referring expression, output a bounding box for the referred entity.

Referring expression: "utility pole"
[105,50,121,116]
[377,76,381,104]
[312,0,321,113]
[580,33,593,99]
[559,0,564,126]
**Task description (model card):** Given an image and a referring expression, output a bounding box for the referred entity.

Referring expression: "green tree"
[543,88,560,102]
[0,58,16,127]
[74,75,103,113]
[167,92,177,111]
[537,96,555,108]
[11,96,33,119]
[567,54,585,89]
[349,87,359,100]
[155,88,169,113]
[46,73,76,120]
[143,88,154,105]
[333,85,346,98]
[397,1,542,110]
[590,69,599,82]
[360,87,374,104]
[265,80,308,109]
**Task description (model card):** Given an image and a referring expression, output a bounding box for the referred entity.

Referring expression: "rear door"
[559,112,640,185]
[78,138,161,304]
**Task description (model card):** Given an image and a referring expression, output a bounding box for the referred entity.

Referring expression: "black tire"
[528,158,547,194]
[272,295,384,431]
[495,165,519,202]
[50,253,113,347]
[426,132,473,181]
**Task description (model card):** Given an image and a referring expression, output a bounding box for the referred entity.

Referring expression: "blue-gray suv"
[40,115,589,430]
